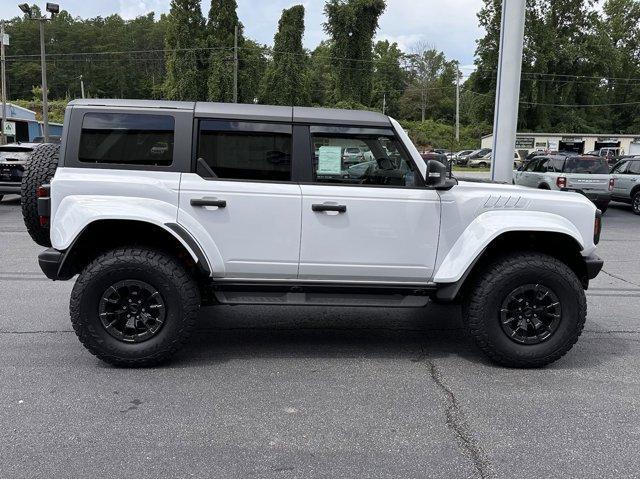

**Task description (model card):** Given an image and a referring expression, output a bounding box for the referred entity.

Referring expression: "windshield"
[562,157,610,174]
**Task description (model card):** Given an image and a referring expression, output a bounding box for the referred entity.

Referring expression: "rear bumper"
[584,253,604,280]
[38,248,64,280]
[0,181,21,195]
[562,188,611,205]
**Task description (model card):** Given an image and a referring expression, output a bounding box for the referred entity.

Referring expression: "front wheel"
[463,252,586,368]
[70,248,201,367]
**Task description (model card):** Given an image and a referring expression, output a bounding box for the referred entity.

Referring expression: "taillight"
[37,184,51,227]
[609,178,615,191]
[594,210,602,245]
[556,176,567,189]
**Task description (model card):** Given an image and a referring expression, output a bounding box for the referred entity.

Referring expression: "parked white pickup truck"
[514,154,612,212]
[21,100,603,368]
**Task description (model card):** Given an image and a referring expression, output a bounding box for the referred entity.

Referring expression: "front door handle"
[312,204,346,213]
[191,198,227,208]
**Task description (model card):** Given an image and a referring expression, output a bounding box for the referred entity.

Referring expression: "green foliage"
[260,6,310,106]
[12,99,68,124]
[400,119,488,150]
[206,0,243,102]
[371,40,405,116]
[164,0,206,101]
[324,0,386,104]
[468,0,640,134]
[309,41,336,106]
[401,47,457,122]
[5,10,168,101]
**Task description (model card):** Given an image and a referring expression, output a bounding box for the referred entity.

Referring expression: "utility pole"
[19,3,59,143]
[490,0,526,183]
[233,24,238,104]
[1,21,7,145]
[38,19,49,142]
[382,92,386,115]
[79,74,85,99]
[455,62,460,143]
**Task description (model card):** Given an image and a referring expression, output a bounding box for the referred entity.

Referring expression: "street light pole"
[1,21,7,146]
[455,61,460,143]
[19,3,59,144]
[490,0,526,183]
[38,18,49,143]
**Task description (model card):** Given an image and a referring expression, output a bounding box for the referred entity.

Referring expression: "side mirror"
[425,159,448,188]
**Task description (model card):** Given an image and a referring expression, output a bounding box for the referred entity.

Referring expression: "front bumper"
[584,253,604,280]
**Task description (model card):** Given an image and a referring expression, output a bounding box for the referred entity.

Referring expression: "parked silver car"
[610,157,640,215]
[513,154,612,212]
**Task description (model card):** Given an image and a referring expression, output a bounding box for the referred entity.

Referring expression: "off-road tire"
[463,252,586,368]
[21,143,60,247]
[70,248,201,367]
[633,191,640,215]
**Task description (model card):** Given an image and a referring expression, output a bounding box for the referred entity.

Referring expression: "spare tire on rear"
[21,143,60,247]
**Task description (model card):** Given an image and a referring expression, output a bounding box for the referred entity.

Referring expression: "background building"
[481,132,640,157]
[1,103,63,143]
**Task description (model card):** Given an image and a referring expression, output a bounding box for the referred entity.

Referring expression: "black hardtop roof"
[68,99,392,128]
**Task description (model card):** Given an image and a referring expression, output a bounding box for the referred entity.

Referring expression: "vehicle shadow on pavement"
[170,303,495,368]
[164,302,620,370]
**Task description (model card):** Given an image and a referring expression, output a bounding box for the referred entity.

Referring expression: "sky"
[1,0,484,71]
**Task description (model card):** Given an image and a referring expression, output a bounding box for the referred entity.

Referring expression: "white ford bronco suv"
[23,99,604,368]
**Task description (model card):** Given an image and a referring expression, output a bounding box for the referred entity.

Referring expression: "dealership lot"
[1,194,639,479]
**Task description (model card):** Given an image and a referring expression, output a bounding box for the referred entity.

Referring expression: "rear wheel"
[463,252,586,368]
[633,191,640,215]
[21,143,60,247]
[70,248,201,367]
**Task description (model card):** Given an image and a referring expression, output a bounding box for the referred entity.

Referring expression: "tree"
[260,5,310,106]
[371,40,405,116]
[323,0,386,104]
[400,44,456,122]
[164,0,206,101]
[309,41,336,106]
[207,0,243,102]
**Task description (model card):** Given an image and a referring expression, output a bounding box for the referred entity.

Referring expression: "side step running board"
[208,281,436,308]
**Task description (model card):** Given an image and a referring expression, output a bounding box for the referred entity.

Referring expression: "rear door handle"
[312,204,346,213]
[191,198,227,208]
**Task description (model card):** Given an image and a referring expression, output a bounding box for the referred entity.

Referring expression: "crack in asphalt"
[418,348,495,479]
[600,269,640,288]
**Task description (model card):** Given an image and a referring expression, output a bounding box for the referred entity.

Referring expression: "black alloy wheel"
[500,284,561,345]
[99,279,166,343]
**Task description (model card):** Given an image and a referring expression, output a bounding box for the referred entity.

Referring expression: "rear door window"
[79,113,174,166]
[197,120,292,182]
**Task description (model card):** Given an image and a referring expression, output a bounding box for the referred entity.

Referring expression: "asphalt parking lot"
[1,194,639,479]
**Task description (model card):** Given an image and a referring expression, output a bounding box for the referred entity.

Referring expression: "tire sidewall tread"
[463,252,587,368]
[70,247,201,367]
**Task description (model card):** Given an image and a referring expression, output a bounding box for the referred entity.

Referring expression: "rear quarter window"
[78,113,175,166]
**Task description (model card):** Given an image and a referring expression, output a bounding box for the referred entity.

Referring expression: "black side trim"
[38,248,64,280]
[165,223,211,276]
[210,280,437,296]
[584,253,604,280]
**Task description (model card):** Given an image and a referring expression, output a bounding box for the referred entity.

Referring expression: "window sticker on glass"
[317,146,343,175]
